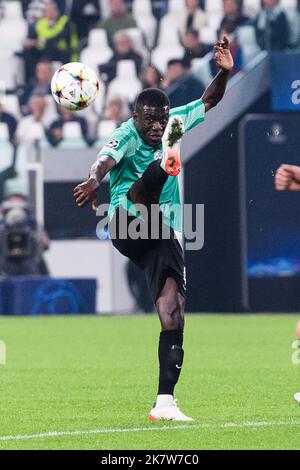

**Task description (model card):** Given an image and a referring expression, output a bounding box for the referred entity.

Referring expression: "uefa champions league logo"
[154,150,163,160]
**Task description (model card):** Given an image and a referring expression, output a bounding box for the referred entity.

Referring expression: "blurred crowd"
[0,0,300,149]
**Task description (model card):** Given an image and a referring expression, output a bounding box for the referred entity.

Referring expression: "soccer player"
[275,164,300,405]
[74,37,234,421]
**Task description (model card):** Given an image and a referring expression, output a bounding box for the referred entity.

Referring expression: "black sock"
[141,159,168,196]
[158,330,184,396]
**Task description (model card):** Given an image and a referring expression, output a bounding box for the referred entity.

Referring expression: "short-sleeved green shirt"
[98,99,205,232]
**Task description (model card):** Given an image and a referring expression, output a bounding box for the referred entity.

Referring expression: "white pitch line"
[1,420,300,442]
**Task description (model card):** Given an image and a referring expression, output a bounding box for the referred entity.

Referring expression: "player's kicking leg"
[160,115,184,176]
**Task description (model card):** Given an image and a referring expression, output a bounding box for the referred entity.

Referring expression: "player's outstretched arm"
[201,36,234,113]
[275,164,300,192]
[73,155,116,210]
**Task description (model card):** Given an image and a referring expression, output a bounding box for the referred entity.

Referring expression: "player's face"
[134,106,169,147]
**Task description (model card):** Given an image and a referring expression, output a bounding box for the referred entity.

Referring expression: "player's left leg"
[148,277,193,421]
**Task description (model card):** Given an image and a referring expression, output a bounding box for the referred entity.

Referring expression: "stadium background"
[0,0,299,314]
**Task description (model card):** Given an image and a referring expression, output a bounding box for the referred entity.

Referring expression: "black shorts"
[109,206,186,302]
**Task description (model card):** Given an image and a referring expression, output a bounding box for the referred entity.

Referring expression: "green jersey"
[98,99,205,232]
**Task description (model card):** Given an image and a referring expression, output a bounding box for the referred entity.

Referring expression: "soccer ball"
[51,62,100,111]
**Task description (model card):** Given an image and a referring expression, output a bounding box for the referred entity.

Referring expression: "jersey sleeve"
[170,99,205,133]
[97,127,134,164]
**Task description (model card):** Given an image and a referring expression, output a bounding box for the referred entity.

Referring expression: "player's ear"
[133,110,138,123]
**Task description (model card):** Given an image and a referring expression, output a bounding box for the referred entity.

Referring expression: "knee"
[157,296,184,331]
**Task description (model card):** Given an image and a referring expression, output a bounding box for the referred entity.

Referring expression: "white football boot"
[160,115,184,177]
[148,398,194,421]
[294,392,300,404]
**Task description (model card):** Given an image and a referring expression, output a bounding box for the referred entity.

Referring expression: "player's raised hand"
[214,35,234,72]
[275,164,300,191]
[73,177,99,210]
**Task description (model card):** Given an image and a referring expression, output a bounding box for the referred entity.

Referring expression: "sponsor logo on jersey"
[107,139,119,149]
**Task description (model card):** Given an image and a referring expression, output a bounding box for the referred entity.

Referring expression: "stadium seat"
[77,106,99,139]
[97,119,117,138]
[191,54,214,87]
[0,54,21,91]
[124,28,149,60]
[28,122,45,141]
[5,1,23,18]
[157,16,181,47]
[10,141,30,197]
[132,0,152,16]
[0,141,14,172]
[236,25,261,65]
[132,0,157,48]
[80,46,113,74]
[168,0,186,16]
[2,94,21,120]
[281,0,297,7]
[205,0,223,14]
[207,12,223,31]
[62,122,83,140]
[201,26,218,44]
[0,122,9,141]
[151,44,185,74]
[243,0,261,16]
[88,28,110,49]
[92,84,106,117]
[107,75,142,104]
[116,60,137,79]
[0,19,27,55]
[44,96,59,128]
[99,0,110,18]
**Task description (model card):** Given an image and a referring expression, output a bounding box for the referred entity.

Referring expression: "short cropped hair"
[134,88,170,112]
[167,58,185,68]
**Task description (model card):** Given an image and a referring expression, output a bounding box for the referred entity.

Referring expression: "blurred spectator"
[141,64,164,89]
[17,60,52,116]
[182,28,213,67]
[220,0,249,32]
[70,0,101,43]
[16,95,48,142]
[0,0,5,20]
[99,30,143,83]
[98,0,137,47]
[178,0,207,42]
[151,0,169,20]
[124,0,171,19]
[46,106,92,146]
[22,1,78,81]
[0,104,17,144]
[211,26,242,76]
[0,194,49,276]
[164,58,205,107]
[102,96,129,126]
[255,0,289,51]
[22,0,66,23]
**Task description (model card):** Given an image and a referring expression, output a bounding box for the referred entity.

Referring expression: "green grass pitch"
[0,314,300,450]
